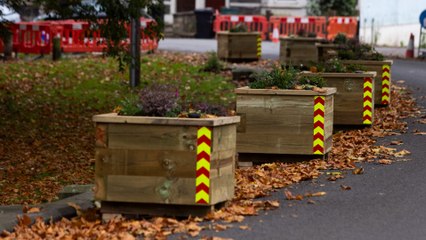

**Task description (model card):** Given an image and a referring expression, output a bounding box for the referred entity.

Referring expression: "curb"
[0,190,94,232]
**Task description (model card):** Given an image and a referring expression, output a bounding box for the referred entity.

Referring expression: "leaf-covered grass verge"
[0,53,235,205]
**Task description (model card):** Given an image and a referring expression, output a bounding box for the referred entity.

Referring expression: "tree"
[308,0,358,16]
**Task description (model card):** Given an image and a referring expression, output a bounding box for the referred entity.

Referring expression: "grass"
[0,52,235,205]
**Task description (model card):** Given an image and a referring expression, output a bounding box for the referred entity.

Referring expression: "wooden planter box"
[93,113,240,216]
[235,87,336,156]
[217,31,261,61]
[341,60,393,106]
[279,37,326,66]
[301,72,376,126]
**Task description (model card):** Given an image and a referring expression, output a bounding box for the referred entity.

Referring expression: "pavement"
[1,38,426,239]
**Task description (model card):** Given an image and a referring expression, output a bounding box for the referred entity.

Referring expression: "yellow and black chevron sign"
[257,35,262,59]
[195,127,212,204]
[382,64,391,105]
[313,96,325,155]
[363,77,373,125]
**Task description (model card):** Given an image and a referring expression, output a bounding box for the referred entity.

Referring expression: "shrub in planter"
[236,66,336,156]
[93,83,240,216]
[301,58,377,126]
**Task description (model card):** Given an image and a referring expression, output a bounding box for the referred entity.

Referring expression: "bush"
[249,66,298,89]
[229,23,248,33]
[337,39,384,61]
[202,52,223,73]
[138,84,181,117]
[298,75,326,88]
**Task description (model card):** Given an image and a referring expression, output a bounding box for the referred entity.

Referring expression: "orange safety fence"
[327,16,358,40]
[269,16,327,39]
[6,18,158,55]
[213,14,269,40]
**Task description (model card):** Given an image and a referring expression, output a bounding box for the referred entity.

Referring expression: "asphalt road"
[159,39,426,240]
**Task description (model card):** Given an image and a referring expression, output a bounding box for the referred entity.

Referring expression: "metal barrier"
[213,14,269,40]
[269,16,327,39]
[327,16,358,40]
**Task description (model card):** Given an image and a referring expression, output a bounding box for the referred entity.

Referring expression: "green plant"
[337,39,384,61]
[249,66,298,89]
[230,23,249,33]
[298,75,326,88]
[202,52,223,73]
[117,95,142,116]
[317,58,347,73]
[346,63,367,72]
[333,33,348,45]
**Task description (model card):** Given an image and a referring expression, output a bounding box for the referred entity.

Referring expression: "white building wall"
[359,0,426,47]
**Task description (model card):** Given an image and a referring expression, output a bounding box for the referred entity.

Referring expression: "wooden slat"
[235,86,336,96]
[93,114,240,127]
[106,175,196,204]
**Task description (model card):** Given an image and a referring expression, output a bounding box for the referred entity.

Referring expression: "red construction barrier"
[213,14,269,40]
[269,16,327,39]
[0,39,3,53]
[15,22,55,54]
[327,16,358,40]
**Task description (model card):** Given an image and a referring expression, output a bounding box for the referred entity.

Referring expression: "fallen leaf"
[394,150,411,157]
[306,192,327,197]
[340,185,352,190]
[17,215,32,226]
[414,132,426,135]
[378,159,392,165]
[307,200,316,204]
[26,207,41,214]
[353,167,364,175]
[239,225,250,230]
[213,224,229,231]
[390,140,403,145]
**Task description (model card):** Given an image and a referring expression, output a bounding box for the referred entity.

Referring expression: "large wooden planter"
[235,87,336,156]
[93,113,240,216]
[301,72,376,126]
[341,60,393,106]
[217,31,261,61]
[279,37,326,66]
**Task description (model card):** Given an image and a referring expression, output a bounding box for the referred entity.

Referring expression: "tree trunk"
[129,15,141,88]
[3,34,13,60]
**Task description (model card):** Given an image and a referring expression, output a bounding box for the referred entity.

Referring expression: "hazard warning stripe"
[257,35,262,58]
[382,64,391,105]
[313,96,325,155]
[195,127,212,204]
[363,77,373,125]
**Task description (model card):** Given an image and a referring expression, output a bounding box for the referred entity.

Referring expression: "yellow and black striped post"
[257,35,262,59]
[381,64,391,105]
[313,96,325,155]
[195,127,212,204]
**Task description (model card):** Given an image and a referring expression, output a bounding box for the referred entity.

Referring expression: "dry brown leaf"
[353,167,364,175]
[213,224,229,232]
[390,141,403,145]
[17,215,32,226]
[378,159,392,165]
[239,225,250,230]
[306,192,326,197]
[340,185,352,191]
[307,199,316,204]
[394,150,411,157]
[414,132,426,135]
